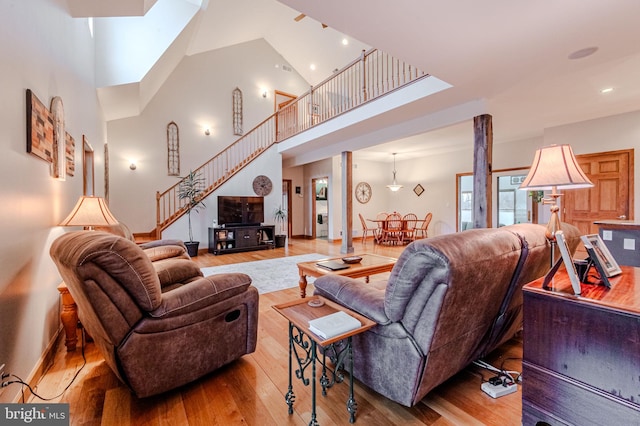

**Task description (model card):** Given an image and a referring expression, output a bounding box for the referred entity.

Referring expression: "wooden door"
[275,91,297,141]
[563,149,634,235]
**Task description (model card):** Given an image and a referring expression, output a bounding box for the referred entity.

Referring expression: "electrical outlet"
[623,238,635,250]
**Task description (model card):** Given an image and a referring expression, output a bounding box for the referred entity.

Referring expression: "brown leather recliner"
[50,231,259,397]
[313,223,580,407]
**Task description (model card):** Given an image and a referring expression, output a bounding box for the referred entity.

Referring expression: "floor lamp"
[519,144,593,265]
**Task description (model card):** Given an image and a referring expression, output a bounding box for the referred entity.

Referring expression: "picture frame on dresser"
[581,234,622,288]
[556,231,582,295]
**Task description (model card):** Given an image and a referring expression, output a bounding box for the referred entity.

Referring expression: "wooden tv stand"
[522,266,640,425]
[208,225,275,255]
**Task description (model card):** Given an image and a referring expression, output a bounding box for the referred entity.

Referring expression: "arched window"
[233,87,243,136]
[167,121,180,176]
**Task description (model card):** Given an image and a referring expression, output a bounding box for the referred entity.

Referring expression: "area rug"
[200,253,327,294]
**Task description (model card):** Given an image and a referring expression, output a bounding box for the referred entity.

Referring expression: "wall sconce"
[204,128,210,136]
[129,161,137,170]
[262,90,268,98]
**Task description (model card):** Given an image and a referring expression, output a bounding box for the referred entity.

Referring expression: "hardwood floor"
[30,237,523,425]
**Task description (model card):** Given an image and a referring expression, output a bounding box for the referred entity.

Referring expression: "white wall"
[544,110,640,217]
[0,0,105,402]
[310,110,639,241]
[160,145,283,245]
[106,38,310,236]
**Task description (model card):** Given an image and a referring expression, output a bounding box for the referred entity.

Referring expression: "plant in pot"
[178,170,206,257]
[273,205,287,248]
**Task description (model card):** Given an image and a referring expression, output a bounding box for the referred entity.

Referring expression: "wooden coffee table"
[296,253,397,298]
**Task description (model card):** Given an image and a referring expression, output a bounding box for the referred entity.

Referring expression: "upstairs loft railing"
[155,48,428,237]
[276,49,427,140]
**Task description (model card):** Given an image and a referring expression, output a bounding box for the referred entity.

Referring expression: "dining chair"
[401,213,418,243]
[415,212,433,239]
[381,212,403,244]
[358,213,379,243]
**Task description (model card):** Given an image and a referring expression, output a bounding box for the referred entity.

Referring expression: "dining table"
[367,214,424,244]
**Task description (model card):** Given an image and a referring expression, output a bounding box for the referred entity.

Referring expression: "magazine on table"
[308,311,361,339]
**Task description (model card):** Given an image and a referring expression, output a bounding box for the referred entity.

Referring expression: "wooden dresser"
[522,266,640,425]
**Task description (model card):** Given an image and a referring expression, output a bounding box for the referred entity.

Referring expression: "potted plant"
[273,205,287,248]
[178,170,206,256]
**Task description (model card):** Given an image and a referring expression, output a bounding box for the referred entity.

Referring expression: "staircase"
[153,48,428,238]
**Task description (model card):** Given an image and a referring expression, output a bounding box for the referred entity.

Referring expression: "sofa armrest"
[153,258,203,289]
[139,239,187,250]
[313,275,391,325]
[140,240,190,262]
[149,273,252,318]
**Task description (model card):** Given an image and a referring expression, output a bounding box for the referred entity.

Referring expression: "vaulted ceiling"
[68,0,640,161]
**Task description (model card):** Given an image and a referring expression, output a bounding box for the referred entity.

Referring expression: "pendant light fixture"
[386,153,403,192]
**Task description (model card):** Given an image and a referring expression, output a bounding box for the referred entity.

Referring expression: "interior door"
[563,149,633,235]
[275,91,297,141]
[283,179,292,238]
[82,136,94,196]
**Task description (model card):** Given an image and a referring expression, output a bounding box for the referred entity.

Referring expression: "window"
[233,88,243,136]
[457,169,534,231]
[497,174,528,227]
[167,121,180,176]
[457,174,473,231]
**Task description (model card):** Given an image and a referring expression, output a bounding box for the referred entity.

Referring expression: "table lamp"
[519,144,593,263]
[59,196,119,230]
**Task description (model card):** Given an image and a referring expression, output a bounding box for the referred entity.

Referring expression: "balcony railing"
[155,48,427,236]
[277,49,427,141]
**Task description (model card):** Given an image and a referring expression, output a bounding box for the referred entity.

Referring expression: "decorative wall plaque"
[233,87,243,136]
[65,131,75,177]
[413,183,424,196]
[167,121,180,176]
[26,89,54,164]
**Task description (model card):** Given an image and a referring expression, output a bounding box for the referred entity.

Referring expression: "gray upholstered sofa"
[50,230,258,397]
[313,223,580,407]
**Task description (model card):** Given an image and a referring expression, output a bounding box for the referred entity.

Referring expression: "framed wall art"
[26,89,54,164]
[233,88,243,136]
[167,121,180,176]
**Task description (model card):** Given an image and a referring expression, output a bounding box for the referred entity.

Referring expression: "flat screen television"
[218,196,264,227]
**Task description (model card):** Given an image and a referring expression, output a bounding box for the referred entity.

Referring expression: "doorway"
[82,136,95,196]
[312,177,328,239]
[563,149,634,235]
[275,90,297,141]
[283,179,292,239]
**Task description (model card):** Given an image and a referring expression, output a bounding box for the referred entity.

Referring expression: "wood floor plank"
[30,237,523,425]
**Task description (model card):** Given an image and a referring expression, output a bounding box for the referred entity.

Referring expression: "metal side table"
[273,296,375,425]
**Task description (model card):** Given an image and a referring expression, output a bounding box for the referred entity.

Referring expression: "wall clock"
[253,175,272,196]
[355,181,372,204]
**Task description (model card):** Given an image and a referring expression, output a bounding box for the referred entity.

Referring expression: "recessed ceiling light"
[568,46,598,60]
[601,87,614,94]
[310,64,316,71]
[342,38,348,46]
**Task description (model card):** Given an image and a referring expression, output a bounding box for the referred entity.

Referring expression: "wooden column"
[341,151,354,254]
[473,114,493,228]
